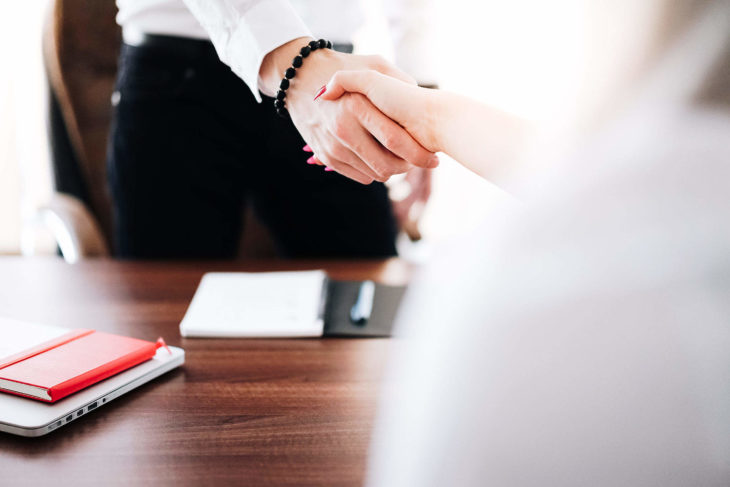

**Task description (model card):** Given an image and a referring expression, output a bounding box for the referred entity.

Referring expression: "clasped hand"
[263,39,438,185]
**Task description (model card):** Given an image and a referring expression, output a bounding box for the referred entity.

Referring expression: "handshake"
[261,37,441,186]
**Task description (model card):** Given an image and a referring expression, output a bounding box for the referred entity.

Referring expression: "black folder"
[322,280,407,337]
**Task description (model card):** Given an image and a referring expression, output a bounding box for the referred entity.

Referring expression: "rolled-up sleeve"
[181,0,312,101]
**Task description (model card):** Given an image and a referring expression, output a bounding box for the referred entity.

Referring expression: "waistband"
[123,32,217,58]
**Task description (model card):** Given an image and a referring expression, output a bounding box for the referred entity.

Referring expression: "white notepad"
[179,271,327,338]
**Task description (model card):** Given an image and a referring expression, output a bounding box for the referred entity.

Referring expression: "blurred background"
[0,0,633,258]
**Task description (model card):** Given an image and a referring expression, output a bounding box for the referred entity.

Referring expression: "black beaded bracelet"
[274,38,333,118]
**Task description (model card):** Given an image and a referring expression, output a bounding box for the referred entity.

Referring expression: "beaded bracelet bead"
[274,38,333,118]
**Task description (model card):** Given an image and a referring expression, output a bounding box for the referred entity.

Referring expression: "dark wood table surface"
[0,257,412,486]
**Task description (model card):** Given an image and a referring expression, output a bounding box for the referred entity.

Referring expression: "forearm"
[180,0,312,101]
[430,91,534,181]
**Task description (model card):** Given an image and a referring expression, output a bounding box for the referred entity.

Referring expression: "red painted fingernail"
[324,167,333,172]
[307,156,317,164]
[313,85,327,101]
[302,144,312,152]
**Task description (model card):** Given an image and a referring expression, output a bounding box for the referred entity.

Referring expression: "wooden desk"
[0,257,411,486]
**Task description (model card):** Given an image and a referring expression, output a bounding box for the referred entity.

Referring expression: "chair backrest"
[42,0,121,244]
[42,0,280,259]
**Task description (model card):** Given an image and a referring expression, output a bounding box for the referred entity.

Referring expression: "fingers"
[324,162,375,185]
[319,52,416,116]
[415,165,434,204]
[327,99,412,180]
[318,72,440,162]
[316,148,377,185]
[305,77,439,184]
[323,147,375,183]
[303,140,379,184]
[309,94,437,184]
[396,168,432,221]
[353,95,439,169]
[307,94,415,182]
[319,69,410,102]
[347,124,412,179]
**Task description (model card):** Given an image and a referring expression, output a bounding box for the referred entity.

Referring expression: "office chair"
[40,0,118,261]
[40,0,278,262]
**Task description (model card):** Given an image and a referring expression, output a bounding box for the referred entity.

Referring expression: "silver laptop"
[0,318,184,437]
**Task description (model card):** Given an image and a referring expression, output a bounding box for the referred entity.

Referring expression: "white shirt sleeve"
[181,0,312,101]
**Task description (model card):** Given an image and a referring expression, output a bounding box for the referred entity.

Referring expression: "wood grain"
[0,257,412,486]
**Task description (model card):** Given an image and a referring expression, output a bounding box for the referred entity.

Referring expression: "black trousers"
[107,36,397,259]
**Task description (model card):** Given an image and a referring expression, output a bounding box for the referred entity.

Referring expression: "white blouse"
[115,0,436,101]
[116,0,312,102]
[367,104,730,486]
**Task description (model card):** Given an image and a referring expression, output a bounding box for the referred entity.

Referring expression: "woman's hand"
[317,70,443,153]
[390,167,432,241]
[261,40,439,185]
[319,69,535,184]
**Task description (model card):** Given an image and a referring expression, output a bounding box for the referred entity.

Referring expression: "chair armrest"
[34,193,110,262]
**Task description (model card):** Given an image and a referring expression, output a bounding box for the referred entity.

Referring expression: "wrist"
[424,88,450,153]
[285,48,344,105]
[259,36,314,95]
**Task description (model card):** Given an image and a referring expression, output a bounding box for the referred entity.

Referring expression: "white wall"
[0,0,53,255]
[354,0,590,245]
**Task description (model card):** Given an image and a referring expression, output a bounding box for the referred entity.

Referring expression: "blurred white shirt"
[368,101,730,485]
[116,0,311,101]
[367,4,730,479]
[115,0,435,101]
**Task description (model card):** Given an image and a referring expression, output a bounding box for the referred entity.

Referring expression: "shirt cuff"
[222,0,312,102]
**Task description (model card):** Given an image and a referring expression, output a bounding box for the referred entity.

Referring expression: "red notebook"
[0,328,166,403]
